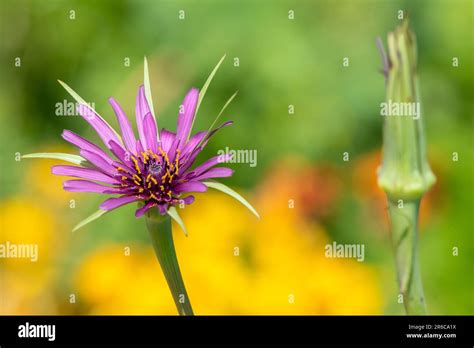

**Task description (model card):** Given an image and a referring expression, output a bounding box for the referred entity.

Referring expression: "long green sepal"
[72,209,108,232]
[22,152,86,165]
[188,54,226,140]
[195,91,238,149]
[167,206,188,236]
[203,181,260,219]
[58,79,91,108]
[143,57,159,141]
[57,80,122,141]
[145,210,193,316]
[196,54,226,116]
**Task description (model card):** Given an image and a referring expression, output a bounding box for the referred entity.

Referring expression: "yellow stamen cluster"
[157,147,181,185]
[131,156,141,174]
[141,151,149,164]
[114,147,183,204]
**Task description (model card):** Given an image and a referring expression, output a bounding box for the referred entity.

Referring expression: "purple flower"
[24,58,258,316]
[52,85,234,218]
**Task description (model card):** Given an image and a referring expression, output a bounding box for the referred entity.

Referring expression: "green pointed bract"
[143,57,159,141]
[196,54,226,115]
[167,206,188,236]
[57,79,123,141]
[208,91,238,132]
[58,79,91,108]
[197,91,238,149]
[22,152,86,166]
[188,54,226,141]
[72,209,108,232]
[203,181,260,219]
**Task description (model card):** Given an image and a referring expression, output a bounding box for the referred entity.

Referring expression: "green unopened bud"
[377,20,436,200]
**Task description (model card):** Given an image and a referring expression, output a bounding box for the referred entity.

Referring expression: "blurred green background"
[0,0,472,315]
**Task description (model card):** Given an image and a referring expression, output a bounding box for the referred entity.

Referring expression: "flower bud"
[377,20,436,200]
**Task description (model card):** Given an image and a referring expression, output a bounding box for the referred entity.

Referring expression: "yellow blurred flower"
[0,197,55,247]
[0,197,58,314]
[74,244,176,315]
[253,158,381,314]
[252,174,382,314]
[175,192,254,314]
[24,145,76,206]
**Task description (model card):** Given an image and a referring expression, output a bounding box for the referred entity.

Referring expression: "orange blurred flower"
[257,158,342,220]
[352,150,443,231]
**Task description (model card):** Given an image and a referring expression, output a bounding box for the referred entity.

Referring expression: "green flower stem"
[145,211,193,316]
[388,199,426,314]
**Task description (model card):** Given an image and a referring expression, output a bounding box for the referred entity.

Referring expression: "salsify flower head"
[24,57,259,233]
[24,57,258,315]
[54,85,233,218]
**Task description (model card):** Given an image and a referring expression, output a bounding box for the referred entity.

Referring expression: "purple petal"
[178,121,233,173]
[136,139,144,154]
[192,167,234,181]
[167,137,180,163]
[135,202,156,217]
[100,195,139,211]
[187,154,233,178]
[52,165,118,184]
[135,85,150,149]
[108,140,132,167]
[109,97,137,154]
[173,181,208,193]
[157,203,168,215]
[181,131,206,157]
[80,150,117,175]
[63,180,118,193]
[176,88,199,147]
[77,104,122,150]
[179,195,195,205]
[142,112,159,153]
[179,146,204,173]
[160,129,176,153]
[62,130,114,164]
